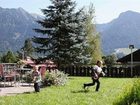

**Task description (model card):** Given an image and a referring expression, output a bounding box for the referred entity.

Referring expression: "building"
[117,49,140,77]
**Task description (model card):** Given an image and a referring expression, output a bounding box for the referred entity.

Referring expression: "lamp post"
[129,45,134,77]
[21,48,27,60]
[21,49,25,60]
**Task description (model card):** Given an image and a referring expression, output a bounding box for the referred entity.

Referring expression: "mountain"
[113,48,137,58]
[0,8,140,56]
[97,10,140,55]
[0,7,41,52]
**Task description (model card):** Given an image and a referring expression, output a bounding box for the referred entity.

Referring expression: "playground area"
[0,58,58,96]
[0,63,42,96]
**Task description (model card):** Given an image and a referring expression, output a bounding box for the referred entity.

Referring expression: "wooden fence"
[57,66,140,77]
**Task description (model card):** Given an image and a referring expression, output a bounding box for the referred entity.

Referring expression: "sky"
[0,0,140,24]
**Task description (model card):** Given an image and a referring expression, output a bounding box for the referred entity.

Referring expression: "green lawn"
[0,77,132,105]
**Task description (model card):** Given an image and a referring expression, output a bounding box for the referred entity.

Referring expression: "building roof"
[117,49,140,63]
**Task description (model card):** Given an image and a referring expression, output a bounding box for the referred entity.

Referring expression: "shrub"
[42,70,68,86]
[113,78,140,105]
[22,71,33,83]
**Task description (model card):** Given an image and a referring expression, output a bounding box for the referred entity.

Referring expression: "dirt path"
[0,83,34,96]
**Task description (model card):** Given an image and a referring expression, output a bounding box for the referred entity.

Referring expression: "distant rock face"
[0,7,41,52]
[0,7,140,55]
[97,10,140,55]
[113,48,137,58]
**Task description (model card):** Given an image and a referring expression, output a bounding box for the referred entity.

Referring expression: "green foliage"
[21,38,34,58]
[83,4,102,64]
[103,54,117,67]
[90,34,102,63]
[43,70,68,86]
[1,51,17,63]
[22,71,33,83]
[0,77,132,105]
[32,0,87,66]
[113,78,140,105]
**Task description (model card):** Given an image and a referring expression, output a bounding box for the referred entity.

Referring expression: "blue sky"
[0,0,140,23]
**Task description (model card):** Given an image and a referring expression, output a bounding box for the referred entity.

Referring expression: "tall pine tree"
[33,0,86,66]
[1,51,17,63]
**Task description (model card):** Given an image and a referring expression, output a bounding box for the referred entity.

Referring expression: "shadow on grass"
[23,92,33,94]
[68,77,75,80]
[71,89,90,93]
[5,91,33,96]
[24,91,42,94]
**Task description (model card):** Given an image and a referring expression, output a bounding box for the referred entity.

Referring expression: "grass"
[0,77,133,105]
[113,78,140,105]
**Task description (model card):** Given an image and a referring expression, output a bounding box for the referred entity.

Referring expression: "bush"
[42,70,68,86]
[22,71,33,83]
[113,78,140,105]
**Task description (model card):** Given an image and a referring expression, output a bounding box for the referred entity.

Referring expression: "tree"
[1,51,17,63]
[102,54,117,67]
[83,4,102,64]
[21,38,34,59]
[33,0,86,66]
